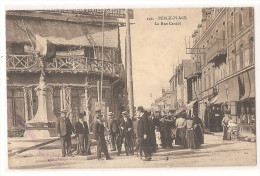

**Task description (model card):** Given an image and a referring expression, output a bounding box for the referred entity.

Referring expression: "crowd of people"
[56,106,205,161]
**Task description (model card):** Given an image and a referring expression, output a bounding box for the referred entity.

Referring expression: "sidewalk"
[206,131,256,142]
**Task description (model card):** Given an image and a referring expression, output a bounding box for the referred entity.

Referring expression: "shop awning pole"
[100,9,105,103]
[125,9,134,118]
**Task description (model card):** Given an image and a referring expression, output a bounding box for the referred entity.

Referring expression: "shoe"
[62,155,66,157]
[98,158,104,161]
[143,157,152,161]
[106,157,113,160]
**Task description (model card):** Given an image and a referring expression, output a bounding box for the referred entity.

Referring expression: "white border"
[0,0,260,176]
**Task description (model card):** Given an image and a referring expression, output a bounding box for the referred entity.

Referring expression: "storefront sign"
[48,9,134,19]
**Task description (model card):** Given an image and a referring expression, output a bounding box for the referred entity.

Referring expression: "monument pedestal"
[24,74,57,139]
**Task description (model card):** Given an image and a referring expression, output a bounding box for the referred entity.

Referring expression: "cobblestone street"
[8,134,256,169]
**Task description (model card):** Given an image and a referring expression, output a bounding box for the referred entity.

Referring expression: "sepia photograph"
[3,5,257,170]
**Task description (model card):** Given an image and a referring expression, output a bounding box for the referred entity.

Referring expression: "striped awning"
[240,68,255,100]
[6,17,119,48]
[215,81,228,104]
[227,76,240,101]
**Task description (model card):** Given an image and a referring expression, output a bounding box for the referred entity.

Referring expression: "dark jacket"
[133,118,140,135]
[75,121,89,137]
[110,118,119,134]
[56,117,74,137]
[137,113,150,139]
[93,120,105,140]
[120,118,133,136]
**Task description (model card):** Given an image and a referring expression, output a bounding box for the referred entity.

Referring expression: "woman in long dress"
[175,112,187,148]
[222,111,231,140]
[193,115,204,148]
[185,115,196,149]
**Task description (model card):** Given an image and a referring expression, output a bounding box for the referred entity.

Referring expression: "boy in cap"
[75,111,91,155]
[56,109,75,157]
[93,108,112,160]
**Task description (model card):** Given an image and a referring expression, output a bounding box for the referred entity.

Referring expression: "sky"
[119,8,202,108]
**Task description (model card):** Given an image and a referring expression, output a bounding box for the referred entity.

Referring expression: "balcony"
[206,39,227,63]
[6,55,123,77]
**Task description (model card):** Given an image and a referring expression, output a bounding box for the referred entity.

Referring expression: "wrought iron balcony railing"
[206,39,227,63]
[7,55,124,76]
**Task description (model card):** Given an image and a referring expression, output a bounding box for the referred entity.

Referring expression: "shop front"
[237,68,256,136]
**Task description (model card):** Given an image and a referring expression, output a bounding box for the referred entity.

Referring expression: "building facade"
[188,7,255,135]
[6,10,127,136]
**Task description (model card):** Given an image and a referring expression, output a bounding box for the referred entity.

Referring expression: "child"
[155,126,162,150]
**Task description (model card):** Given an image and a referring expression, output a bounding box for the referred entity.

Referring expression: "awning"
[240,68,255,100]
[215,81,228,104]
[186,100,197,110]
[248,69,255,98]
[239,71,250,100]
[6,17,119,48]
[227,76,240,101]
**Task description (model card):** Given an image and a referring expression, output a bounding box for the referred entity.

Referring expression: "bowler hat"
[78,112,85,118]
[137,106,144,112]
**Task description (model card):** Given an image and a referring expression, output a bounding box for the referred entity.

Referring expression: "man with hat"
[107,112,119,151]
[56,109,75,157]
[93,108,112,160]
[136,106,152,161]
[75,111,90,155]
[118,111,134,156]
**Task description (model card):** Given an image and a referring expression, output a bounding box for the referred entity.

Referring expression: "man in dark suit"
[118,111,134,156]
[75,111,91,155]
[56,109,75,157]
[93,109,112,160]
[108,112,119,151]
[137,106,152,161]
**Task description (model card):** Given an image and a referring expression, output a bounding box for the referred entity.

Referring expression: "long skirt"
[186,129,196,149]
[175,128,187,148]
[222,125,229,140]
[194,124,204,148]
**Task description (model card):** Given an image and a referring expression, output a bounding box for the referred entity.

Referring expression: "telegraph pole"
[125,9,134,118]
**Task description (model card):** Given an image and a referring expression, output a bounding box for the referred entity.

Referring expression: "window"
[249,37,254,64]
[239,10,244,30]
[249,7,254,20]
[239,44,244,70]
[232,57,236,73]
[53,87,61,116]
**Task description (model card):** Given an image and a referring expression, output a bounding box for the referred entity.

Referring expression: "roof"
[6,17,119,48]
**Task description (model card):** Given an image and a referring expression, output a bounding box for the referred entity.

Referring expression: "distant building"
[151,88,172,113]
[169,59,192,113]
